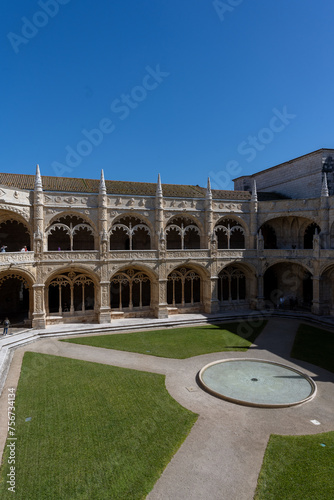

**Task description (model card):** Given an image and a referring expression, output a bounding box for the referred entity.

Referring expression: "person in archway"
[0,245,7,252]
[2,318,10,335]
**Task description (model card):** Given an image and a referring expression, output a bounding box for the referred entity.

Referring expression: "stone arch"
[45,268,98,319]
[259,216,319,249]
[0,212,32,252]
[46,214,96,251]
[0,270,34,324]
[319,265,334,315]
[214,217,246,249]
[109,215,151,250]
[167,265,203,308]
[263,261,313,310]
[165,216,201,250]
[110,267,152,313]
[217,262,256,308]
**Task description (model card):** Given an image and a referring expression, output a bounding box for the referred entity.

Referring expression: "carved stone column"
[256,273,265,310]
[98,170,109,258]
[209,276,220,314]
[153,279,168,318]
[249,180,258,250]
[311,275,320,315]
[32,284,46,329]
[98,280,111,323]
[205,178,213,250]
[33,165,44,254]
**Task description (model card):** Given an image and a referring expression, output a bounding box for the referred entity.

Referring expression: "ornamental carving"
[0,204,30,221]
[43,252,99,260]
[218,203,242,211]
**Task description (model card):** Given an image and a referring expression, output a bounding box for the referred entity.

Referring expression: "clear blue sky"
[1,0,334,190]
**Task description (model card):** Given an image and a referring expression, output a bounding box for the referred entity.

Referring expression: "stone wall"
[234,149,334,199]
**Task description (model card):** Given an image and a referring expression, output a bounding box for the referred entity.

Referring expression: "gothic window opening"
[167,267,201,306]
[110,269,151,310]
[48,271,95,314]
[166,217,200,250]
[47,216,95,251]
[218,266,246,303]
[110,217,151,250]
[214,219,245,249]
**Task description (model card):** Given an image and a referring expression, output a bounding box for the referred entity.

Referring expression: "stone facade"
[0,151,333,329]
[234,148,334,199]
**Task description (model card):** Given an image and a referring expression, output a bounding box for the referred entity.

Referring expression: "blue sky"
[1,0,334,190]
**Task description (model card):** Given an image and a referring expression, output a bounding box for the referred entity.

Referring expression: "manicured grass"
[291,324,334,373]
[255,432,334,500]
[0,352,198,499]
[62,321,267,358]
[256,324,334,499]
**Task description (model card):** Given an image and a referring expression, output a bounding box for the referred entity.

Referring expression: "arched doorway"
[264,263,312,310]
[0,273,31,324]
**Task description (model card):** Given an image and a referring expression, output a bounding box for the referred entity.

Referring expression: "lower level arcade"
[0,260,333,327]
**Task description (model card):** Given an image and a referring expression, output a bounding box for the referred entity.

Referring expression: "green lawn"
[291,323,334,373]
[0,352,198,499]
[62,321,267,358]
[256,322,334,499]
[255,432,334,500]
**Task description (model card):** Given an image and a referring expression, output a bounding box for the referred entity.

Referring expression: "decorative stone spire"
[251,179,257,202]
[206,177,212,200]
[35,164,43,191]
[321,173,329,197]
[99,169,106,195]
[156,173,163,197]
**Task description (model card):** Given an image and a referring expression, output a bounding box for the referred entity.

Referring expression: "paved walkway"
[0,318,334,499]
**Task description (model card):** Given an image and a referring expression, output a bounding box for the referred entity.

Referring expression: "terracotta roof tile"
[0,172,249,200]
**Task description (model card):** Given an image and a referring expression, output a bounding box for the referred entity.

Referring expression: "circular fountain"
[199,358,316,408]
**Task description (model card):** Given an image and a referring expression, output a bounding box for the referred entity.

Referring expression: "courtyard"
[0,315,333,499]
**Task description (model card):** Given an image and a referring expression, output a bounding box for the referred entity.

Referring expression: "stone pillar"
[320,173,329,249]
[33,164,44,255]
[311,275,320,315]
[155,174,164,250]
[32,284,46,329]
[256,273,265,310]
[205,178,213,250]
[98,280,111,323]
[249,179,258,250]
[209,276,220,314]
[98,170,109,257]
[153,279,168,318]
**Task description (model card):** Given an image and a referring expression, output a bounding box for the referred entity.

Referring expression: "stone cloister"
[0,149,333,328]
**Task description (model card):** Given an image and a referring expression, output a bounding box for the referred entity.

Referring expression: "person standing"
[2,318,10,335]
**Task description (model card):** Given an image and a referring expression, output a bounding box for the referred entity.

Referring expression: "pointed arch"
[109,215,151,250]
[167,266,201,306]
[46,214,95,251]
[110,268,151,311]
[165,217,201,250]
[214,218,245,249]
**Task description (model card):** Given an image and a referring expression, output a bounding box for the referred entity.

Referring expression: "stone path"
[0,318,333,499]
